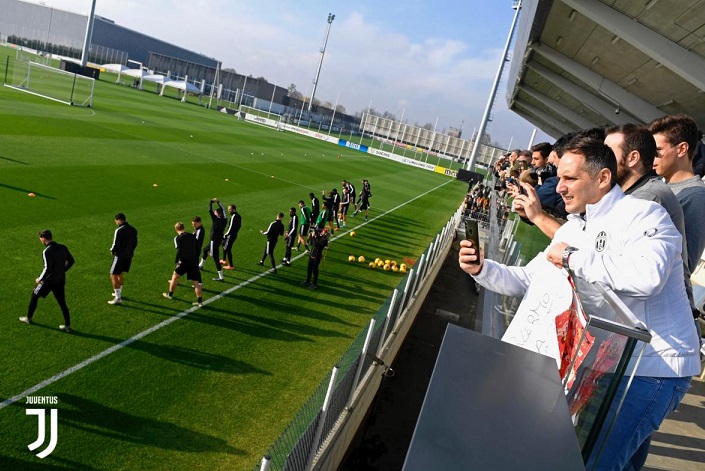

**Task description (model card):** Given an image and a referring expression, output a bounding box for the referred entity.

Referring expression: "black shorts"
[175,260,202,282]
[299,224,310,238]
[340,204,349,216]
[110,256,132,275]
[359,200,369,210]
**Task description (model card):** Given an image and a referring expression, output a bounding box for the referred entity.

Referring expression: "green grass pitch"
[0,53,466,469]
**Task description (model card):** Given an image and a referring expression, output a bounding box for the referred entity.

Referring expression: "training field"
[0,59,465,469]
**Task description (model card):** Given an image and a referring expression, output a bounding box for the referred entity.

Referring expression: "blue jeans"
[586,375,691,471]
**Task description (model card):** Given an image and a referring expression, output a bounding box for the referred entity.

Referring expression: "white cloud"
[36,0,551,147]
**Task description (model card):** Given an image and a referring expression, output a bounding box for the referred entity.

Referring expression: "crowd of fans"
[461,113,705,471]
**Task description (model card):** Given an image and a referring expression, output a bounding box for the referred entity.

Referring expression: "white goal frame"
[3,60,95,107]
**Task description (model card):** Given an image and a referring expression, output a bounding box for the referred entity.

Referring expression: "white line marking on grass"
[0,178,455,411]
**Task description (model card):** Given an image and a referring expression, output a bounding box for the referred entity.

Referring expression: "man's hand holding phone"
[459,218,483,276]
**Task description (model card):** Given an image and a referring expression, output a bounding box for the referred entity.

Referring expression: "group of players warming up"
[21,178,372,331]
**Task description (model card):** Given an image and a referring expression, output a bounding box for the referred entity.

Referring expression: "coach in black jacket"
[20,230,75,332]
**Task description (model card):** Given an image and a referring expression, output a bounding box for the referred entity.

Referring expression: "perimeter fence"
[252,202,466,471]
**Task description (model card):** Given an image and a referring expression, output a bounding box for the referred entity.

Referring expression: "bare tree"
[287,83,297,96]
[321,101,334,110]
[382,111,396,120]
[335,104,346,114]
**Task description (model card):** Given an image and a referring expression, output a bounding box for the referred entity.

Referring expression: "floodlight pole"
[208,60,221,110]
[308,13,335,113]
[466,0,522,171]
[80,0,98,67]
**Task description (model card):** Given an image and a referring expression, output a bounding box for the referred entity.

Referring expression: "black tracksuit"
[29,241,75,325]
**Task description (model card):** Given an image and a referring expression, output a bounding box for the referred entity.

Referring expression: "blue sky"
[37,0,552,148]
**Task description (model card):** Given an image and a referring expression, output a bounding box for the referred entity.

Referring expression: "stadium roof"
[506,0,705,138]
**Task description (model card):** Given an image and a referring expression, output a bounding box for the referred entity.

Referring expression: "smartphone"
[506,177,526,195]
[464,218,481,265]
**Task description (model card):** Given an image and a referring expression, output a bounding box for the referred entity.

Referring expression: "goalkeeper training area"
[0,50,466,469]
[3,56,95,107]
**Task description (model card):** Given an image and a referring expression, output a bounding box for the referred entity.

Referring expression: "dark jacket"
[39,241,75,284]
[111,222,138,258]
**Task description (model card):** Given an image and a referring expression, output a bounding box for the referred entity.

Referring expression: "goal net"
[15,46,51,66]
[4,60,95,107]
[239,105,283,129]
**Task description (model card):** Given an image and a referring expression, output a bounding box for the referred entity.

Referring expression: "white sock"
[115,288,122,299]
[218,271,223,278]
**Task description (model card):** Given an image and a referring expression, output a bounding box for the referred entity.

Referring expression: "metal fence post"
[378,289,398,353]
[347,319,376,406]
[398,268,415,317]
[427,241,436,268]
[259,454,271,471]
[410,253,426,296]
[306,366,339,470]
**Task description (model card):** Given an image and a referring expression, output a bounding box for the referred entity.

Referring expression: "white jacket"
[476,185,700,377]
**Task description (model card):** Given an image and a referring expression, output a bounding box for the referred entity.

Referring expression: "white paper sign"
[501,261,573,365]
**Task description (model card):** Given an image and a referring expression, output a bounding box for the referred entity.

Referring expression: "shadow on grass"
[58,394,245,455]
[71,331,271,376]
[0,154,29,165]
[0,182,56,199]
[107,299,184,316]
[0,455,98,471]
[189,307,351,342]
[235,294,359,325]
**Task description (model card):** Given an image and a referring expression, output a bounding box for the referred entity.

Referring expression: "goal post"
[238,105,283,129]
[3,60,95,107]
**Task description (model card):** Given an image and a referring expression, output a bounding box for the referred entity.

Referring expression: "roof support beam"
[562,0,705,93]
[532,43,663,123]
[514,101,573,136]
[513,107,564,140]
[527,62,635,126]
[519,86,599,130]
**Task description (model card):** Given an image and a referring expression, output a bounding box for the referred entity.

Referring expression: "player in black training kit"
[192,216,205,253]
[108,213,138,305]
[220,204,242,270]
[20,230,75,332]
[257,212,285,273]
[353,181,371,221]
[309,192,320,225]
[301,227,329,290]
[164,222,204,306]
[283,207,298,266]
[199,198,227,281]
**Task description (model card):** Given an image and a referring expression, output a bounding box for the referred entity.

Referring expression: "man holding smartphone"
[459,136,699,470]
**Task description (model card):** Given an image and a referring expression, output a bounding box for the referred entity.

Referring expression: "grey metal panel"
[527,61,634,126]
[403,324,584,471]
[519,85,599,129]
[563,0,705,92]
[515,101,573,135]
[92,19,216,69]
[532,43,663,123]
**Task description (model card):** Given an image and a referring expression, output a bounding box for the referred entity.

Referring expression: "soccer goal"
[15,46,51,66]
[239,105,283,129]
[3,59,95,107]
